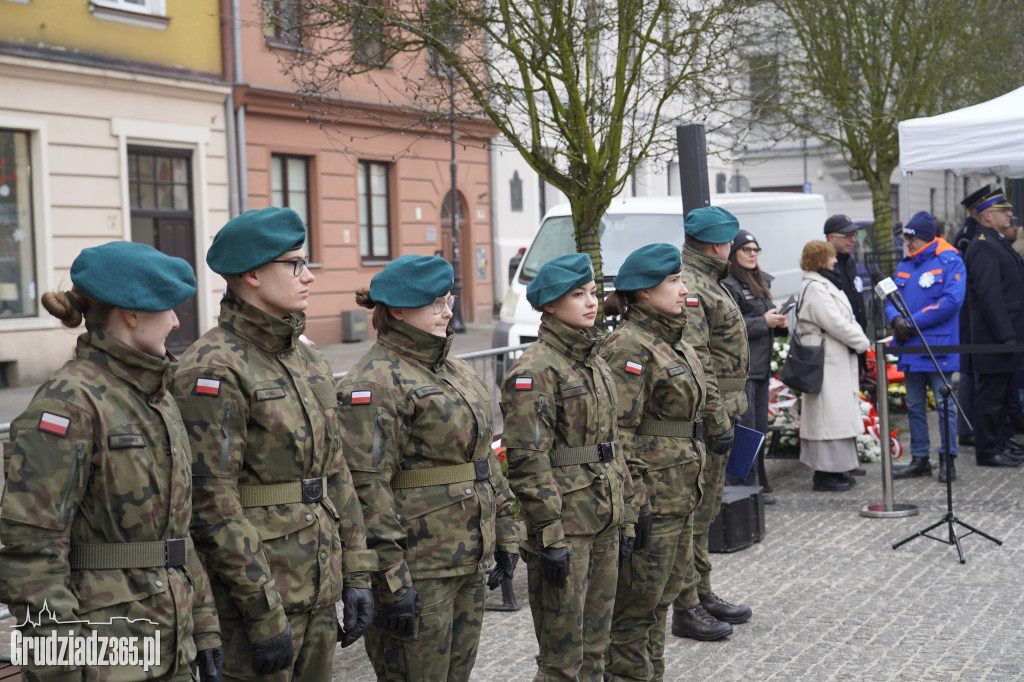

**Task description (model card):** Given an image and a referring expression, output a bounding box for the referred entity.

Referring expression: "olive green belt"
[718,378,748,392]
[239,476,327,507]
[70,537,194,570]
[637,418,704,439]
[391,458,494,489]
[549,441,616,467]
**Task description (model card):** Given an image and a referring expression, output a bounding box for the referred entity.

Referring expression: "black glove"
[250,624,294,676]
[340,586,374,648]
[711,426,734,456]
[538,545,570,588]
[618,535,635,569]
[486,549,520,590]
[634,512,653,553]
[379,587,421,637]
[195,646,224,682]
[892,316,914,343]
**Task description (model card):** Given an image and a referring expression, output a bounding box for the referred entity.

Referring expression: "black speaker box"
[708,485,765,553]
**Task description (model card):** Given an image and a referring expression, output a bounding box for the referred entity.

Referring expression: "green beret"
[71,241,196,311]
[369,255,454,308]
[684,206,739,244]
[207,207,307,276]
[613,243,682,292]
[526,253,594,308]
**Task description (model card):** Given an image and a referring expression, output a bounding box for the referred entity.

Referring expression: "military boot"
[892,456,931,479]
[938,454,956,483]
[699,592,752,624]
[671,605,732,641]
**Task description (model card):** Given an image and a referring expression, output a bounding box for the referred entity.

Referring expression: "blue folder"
[726,424,766,481]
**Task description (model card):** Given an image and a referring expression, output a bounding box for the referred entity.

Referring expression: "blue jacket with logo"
[885,237,966,372]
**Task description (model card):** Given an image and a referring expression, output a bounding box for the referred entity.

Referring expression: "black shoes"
[763,494,777,505]
[812,471,855,491]
[699,592,752,624]
[958,434,975,447]
[848,467,867,476]
[976,453,1021,467]
[937,454,956,483]
[671,605,732,641]
[892,456,932,479]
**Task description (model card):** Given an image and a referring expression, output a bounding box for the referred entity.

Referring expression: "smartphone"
[780,301,797,315]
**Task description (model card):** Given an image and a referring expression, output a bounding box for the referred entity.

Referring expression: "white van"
[492,193,829,351]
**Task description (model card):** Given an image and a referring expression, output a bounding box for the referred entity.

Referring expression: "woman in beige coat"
[795,240,872,491]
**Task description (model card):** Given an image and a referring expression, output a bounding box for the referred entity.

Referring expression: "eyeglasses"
[271,256,310,276]
[739,246,761,255]
[432,295,456,314]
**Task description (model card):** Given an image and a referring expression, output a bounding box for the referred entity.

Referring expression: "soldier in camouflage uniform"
[171,208,375,681]
[500,253,636,682]
[600,244,708,680]
[669,207,753,641]
[336,255,522,681]
[0,242,223,682]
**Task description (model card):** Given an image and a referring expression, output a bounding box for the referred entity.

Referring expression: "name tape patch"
[39,411,71,437]
[351,390,372,405]
[194,378,221,396]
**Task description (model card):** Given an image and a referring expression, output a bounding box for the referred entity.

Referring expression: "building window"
[749,54,780,121]
[509,171,523,212]
[358,161,391,260]
[91,0,166,14]
[271,154,312,258]
[353,0,386,65]
[263,0,302,47]
[128,150,191,213]
[0,130,37,318]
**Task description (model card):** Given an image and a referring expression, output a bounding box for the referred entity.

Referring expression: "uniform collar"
[624,301,685,344]
[538,312,603,362]
[218,289,304,354]
[377,320,453,372]
[683,247,730,279]
[77,329,174,396]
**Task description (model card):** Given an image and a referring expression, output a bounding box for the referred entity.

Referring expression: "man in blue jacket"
[888,211,966,482]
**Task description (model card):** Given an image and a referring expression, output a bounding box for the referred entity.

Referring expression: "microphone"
[874,277,898,300]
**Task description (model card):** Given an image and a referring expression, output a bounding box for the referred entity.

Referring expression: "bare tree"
[270,0,748,306]
[743,0,1024,249]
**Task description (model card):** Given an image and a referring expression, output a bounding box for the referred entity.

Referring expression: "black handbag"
[779,284,825,394]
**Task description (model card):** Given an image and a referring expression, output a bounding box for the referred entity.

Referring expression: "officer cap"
[71,241,196,311]
[207,207,306,276]
[526,253,594,308]
[614,243,682,292]
[975,188,1013,213]
[960,184,992,210]
[684,206,739,244]
[902,211,936,241]
[823,214,862,235]
[369,255,454,308]
[730,229,760,256]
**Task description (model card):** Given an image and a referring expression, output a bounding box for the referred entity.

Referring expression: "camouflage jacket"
[0,330,220,681]
[600,302,707,517]
[682,248,750,433]
[171,292,374,645]
[500,314,633,550]
[337,321,521,596]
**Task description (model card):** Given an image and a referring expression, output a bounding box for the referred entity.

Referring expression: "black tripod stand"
[892,386,1002,563]
[885,285,1001,562]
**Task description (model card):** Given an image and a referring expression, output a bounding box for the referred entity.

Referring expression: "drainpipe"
[223,0,239,216]
[232,0,247,211]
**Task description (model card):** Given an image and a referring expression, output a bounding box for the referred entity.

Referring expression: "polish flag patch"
[39,411,71,437]
[351,390,372,405]
[194,378,221,396]
[684,297,700,307]
[625,360,643,375]
[514,377,533,391]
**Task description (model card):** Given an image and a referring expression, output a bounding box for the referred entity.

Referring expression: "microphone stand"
[886,287,1001,562]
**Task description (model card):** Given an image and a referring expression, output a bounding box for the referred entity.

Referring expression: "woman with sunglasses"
[173,207,375,681]
[0,241,224,681]
[337,255,521,681]
[722,230,788,502]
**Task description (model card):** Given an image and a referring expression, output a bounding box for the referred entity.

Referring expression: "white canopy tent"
[898,86,1024,177]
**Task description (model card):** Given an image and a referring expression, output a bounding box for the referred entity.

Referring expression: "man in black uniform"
[963,188,1024,467]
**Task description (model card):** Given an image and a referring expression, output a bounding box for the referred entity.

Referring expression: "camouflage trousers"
[364,572,486,682]
[524,524,619,682]
[220,605,338,681]
[606,463,700,682]
[672,447,727,610]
